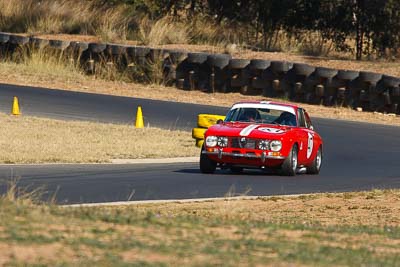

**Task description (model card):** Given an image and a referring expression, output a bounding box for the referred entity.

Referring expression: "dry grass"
[0,113,197,163]
[138,189,400,227]
[0,189,399,266]
[138,16,190,46]
[0,0,130,42]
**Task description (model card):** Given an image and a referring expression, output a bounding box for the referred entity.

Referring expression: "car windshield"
[225,107,297,126]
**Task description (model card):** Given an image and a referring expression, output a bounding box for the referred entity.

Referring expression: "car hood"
[206,122,292,139]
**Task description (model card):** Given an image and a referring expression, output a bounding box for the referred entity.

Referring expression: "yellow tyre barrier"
[197,114,225,128]
[192,127,207,139]
[196,139,204,148]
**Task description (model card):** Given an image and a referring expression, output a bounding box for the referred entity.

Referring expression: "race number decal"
[307,132,314,159]
[258,127,285,134]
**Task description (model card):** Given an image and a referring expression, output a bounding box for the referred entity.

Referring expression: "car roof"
[232,100,300,110]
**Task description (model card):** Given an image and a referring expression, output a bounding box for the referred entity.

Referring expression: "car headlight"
[205,136,218,147]
[217,137,228,147]
[269,140,282,151]
[258,140,269,150]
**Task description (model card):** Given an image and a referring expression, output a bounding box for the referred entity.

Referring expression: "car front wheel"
[281,144,298,176]
[200,148,217,174]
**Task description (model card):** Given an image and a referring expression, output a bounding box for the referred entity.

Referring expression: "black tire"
[107,44,127,55]
[9,35,29,45]
[249,59,271,70]
[207,54,231,69]
[230,166,243,174]
[126,46,150,58]
[70,41,89,52]
[392,87,400,97]
[88,43,107,53]
[229,59,250,69]
[149,48,169,61]
[281,144,298,176]
[336,70,359,81]
[168,50,188,64]
[315,67,338,79]
[49,39,70,50]
[307,146,322,174]
[382,75,400,88]
[30,37,49,49]
[293,63,315,76]
[200,149,217,174]
[359,71,382,83]
[187,52,209,64]
[270,61,290,73]
[0,33,10,44]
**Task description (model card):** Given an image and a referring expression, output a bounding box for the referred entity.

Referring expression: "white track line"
[64,194,312,208]
[0,157,199,166]
[111,157,198,164]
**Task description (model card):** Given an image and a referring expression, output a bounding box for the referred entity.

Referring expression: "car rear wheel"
[200,148,217,174]
[307,146,322,174]
[281,144,298,176]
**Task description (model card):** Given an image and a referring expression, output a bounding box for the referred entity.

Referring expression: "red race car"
[200,101,323,176]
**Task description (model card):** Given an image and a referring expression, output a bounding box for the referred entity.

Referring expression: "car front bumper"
[202,148,286,167]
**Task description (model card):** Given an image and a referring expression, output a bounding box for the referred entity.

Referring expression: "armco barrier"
[0,32,400,114]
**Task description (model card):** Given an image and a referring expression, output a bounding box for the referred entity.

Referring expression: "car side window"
[304,111,313,129]
[297,109,306,128]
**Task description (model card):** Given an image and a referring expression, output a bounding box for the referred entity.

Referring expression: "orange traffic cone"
[135,106,144,128]
[12,96,21,116]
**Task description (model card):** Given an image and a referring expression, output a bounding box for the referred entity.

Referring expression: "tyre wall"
[1,32,399,114]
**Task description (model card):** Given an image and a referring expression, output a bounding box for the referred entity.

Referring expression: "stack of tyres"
[374,75,400,113]
[168,50,189,88]
[125,46,151,83]
[228,59,251,94]
[29,37,50,50]
[82,43,107,74]
[144,48,176,84]
[206,54,231,93]
[248,59,271,95]
[184,52,210,91]
[192,114,226,148]
[47,39,71,65]
[280,63,315,102]
[67,41,89,65]
[348,72,383,111]
[331,70,359,107]
[304,67,338,105]
[48,39,70,51]
[0,32,10,58]
[162,49,188,86]
[7,34,29,56]
[261,61,292,98]
[126,45,151,66]
[105,44,129,70]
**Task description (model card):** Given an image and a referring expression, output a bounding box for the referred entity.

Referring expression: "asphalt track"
[1,83,400,204]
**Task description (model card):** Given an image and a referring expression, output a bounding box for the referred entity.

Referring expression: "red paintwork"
[204,101,323,168]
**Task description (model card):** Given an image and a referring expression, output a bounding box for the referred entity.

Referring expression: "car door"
[296,108,315,165]
[303,110,318,164]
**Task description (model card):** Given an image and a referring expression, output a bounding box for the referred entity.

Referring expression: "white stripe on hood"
[239,124,259,136]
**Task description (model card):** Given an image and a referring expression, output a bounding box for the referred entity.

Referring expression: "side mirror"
[216,119,224,125]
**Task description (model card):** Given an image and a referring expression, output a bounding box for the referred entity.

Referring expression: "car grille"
[230,137,257,149]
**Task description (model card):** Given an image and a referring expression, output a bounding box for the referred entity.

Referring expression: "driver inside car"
[273,111,297,126]
[238,108,260,122]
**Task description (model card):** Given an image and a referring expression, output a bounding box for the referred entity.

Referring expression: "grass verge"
[0,189,399,266]
[0,113,197,163]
